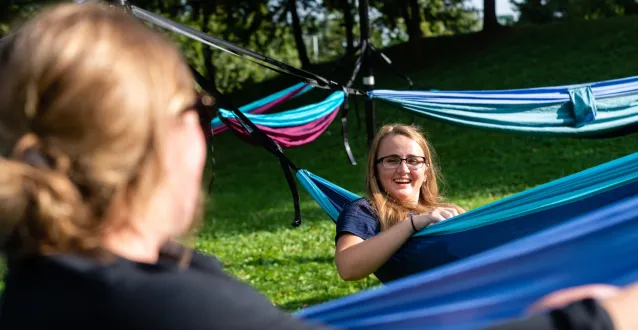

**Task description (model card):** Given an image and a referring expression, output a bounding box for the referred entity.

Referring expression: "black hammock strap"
[190,66,302,228]
[340,87,357,166]
[189,66,218,193]
[130,5,365,98]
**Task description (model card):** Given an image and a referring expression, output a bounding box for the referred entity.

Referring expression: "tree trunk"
[163,0,179,18]
[401,0,422,58]
[408,0,422,57]
[620,0,638,15]
[341,0,355,58]
[288,0,311,69]
[482,0,500,33]
[201,4,217,91]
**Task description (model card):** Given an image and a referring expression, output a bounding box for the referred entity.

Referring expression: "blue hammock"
[295,193,638,329]
[371,75,638,137]
[217,91,356,164]
[296,150,638,283]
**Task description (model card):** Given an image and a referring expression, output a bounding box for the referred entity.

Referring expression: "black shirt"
[0,249,329,330]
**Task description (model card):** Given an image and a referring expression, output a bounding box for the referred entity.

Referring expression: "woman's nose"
[396,161,410,173]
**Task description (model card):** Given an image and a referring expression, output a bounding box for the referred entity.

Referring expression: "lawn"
[199,16,638,312]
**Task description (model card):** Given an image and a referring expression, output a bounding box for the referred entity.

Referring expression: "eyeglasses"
[376,155,427,170]
[182,93,216,136]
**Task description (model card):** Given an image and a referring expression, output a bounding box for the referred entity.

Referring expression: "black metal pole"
[358,0,376,148]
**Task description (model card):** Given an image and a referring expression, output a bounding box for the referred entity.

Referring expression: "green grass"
[198,16,638,312]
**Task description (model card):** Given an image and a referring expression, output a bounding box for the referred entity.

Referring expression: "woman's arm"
[528,283,638,330]
[600,283,638,330]
[484,283,638,330]
[335,207,459,281]
[483,298,614,330]
[335,219,415,281]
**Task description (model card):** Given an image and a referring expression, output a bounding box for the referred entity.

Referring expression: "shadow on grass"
[279,294,351,312]
[241,255,335,267]
[198,198,339,237]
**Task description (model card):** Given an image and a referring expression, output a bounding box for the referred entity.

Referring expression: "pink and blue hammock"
[217,90,345,148]
[128,5,638,329]
[209,82,314,137]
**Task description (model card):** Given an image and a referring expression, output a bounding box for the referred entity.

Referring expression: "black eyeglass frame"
[375,155,428,169]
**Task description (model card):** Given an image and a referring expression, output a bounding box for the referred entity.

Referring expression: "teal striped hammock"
[371,75,638,137]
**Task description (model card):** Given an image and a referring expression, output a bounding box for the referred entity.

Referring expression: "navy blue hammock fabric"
[296,150,638,284]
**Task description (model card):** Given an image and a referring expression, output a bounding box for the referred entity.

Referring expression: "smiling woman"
[334,124,465,282]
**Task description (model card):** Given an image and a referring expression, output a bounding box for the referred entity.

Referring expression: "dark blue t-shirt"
[335,198,380,242]
[335,198,413,283]
[335,198,467,283]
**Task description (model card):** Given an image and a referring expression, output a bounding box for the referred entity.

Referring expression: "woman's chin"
[389,192,416,204]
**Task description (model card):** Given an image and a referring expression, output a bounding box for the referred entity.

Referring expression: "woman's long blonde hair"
[0,3,196,260]
[366,124,459,231]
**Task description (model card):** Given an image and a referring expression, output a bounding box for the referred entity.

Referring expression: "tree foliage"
[514,0,638,24]
[0,0,505,92]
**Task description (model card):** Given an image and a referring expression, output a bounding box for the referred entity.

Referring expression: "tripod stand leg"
[346,42,368,130]
[369,44,413,88]
[368,44,416,124]
[333,43,363,72]
[346,42,367,87]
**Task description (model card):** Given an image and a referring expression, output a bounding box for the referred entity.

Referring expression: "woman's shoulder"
[103,253,324,330]
[336,198,381,240]
[37,252,317,329]
[1,252,229,328]
[344,197,374,212]
[339,197,378,220]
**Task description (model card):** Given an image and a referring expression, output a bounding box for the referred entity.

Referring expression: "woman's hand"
[528,284,621,313]
[412,207,459,230]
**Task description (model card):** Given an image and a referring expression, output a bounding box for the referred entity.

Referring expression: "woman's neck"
[385,194,420,208]
[102,226,164,264]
